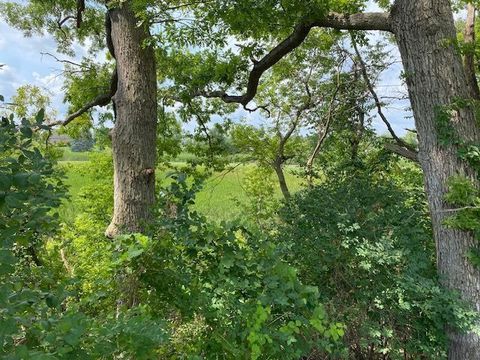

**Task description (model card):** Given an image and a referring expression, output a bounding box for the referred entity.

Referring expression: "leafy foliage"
[141,173,345,359]
[277,164,477,359]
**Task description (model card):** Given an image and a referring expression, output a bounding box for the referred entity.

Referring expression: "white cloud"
[0,19,100,118]
[0,64,22,99]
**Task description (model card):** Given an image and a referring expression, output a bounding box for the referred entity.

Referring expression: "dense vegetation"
[1,105,477,359]
[2,0,480,359]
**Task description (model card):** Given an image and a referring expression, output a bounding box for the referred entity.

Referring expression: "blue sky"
[0,2,415,136]
[0,19,91,117]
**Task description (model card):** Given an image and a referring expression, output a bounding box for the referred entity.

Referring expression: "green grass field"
[60,148,94,162]
[58,150,304,222]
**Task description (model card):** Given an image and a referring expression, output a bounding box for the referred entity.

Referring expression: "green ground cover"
[57,151,303,222]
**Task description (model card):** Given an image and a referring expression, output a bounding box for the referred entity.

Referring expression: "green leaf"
[0,174,12,191]
[35,108,45,124]
[0,317,18,336]
[20,126,33,139]
[28,173,41,185]
[5,194,24,208]
[13,173,29,187]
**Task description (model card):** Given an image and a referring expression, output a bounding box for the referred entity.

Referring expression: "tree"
[231,31,352,198]
[104,4,157,237]
[0,1,157,237]
[232,123,307,200]
[180,1,480,357]
[253,34,341,199]
[3,0,480,355]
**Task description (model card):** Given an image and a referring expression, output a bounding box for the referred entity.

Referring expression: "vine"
[435,98,480,266]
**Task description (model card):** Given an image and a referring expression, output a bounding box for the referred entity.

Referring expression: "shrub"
[277,171,477,359]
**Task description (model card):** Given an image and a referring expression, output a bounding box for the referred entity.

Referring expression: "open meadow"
[58,150,304,223]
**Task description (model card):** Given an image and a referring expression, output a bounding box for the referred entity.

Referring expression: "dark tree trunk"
[391,1,480,358]
[105,4,157,238]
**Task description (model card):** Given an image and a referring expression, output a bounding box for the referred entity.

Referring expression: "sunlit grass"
[58,157,304,223]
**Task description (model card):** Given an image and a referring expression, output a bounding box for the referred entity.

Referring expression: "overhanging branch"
[48,10,118,127]
[195,11,391,107]
[47,75,116,127]
[312,12,392,32]
[384,142,418,162]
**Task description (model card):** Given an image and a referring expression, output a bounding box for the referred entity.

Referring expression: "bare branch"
[58,15,76,28]
[384,142,418,162]
[438,205,480,213]
[40,52,94,70]
[47,9,118,128]
[312,12,392,32]
[350,33,418,160]
[243,103,271,116]
[306,78,342,176]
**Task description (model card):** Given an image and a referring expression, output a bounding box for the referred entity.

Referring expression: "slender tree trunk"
[306,117,331,185]
[273,159,291,200]
[105,3,157,238]
[306,136,323,185]
[391,1,480,358]
[349,107,365,163]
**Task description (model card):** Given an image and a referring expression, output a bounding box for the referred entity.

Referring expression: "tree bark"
[464,3,480,100]
[391,1,480,358]
[105,4,157,238]
[305,125,328,185]
[273,159,291,200]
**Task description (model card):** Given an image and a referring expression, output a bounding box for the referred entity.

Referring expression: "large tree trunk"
[105,4,157,238]
[391,1,480,358]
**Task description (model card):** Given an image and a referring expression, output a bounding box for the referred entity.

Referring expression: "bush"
[124,173,346,359]
[277,170,477,359]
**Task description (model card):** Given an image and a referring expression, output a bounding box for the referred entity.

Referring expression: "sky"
[0,1,415,136]
[0,19,94,118]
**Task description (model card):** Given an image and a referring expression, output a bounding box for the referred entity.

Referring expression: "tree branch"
[58,15,76,28]
[306,77,342,178]
[47,73,116,127]
[40,52,95,71]
[311,12,392,32]
[76,0,85,28]
[384,142,418,162]
[350,34,418,162]
[195,12,391,107]
[47,10,118,127]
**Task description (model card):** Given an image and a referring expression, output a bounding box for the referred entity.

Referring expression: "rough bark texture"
[105,4,157,237]
[391,1,480,358]
[464,3,480,100]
